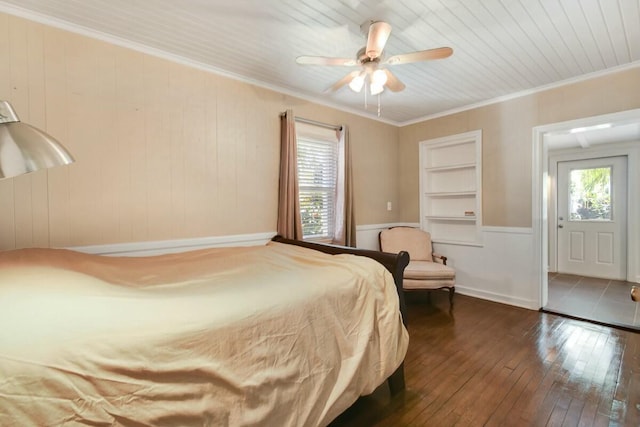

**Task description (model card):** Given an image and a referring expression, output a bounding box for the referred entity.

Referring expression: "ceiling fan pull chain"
[377,94,381,117]
[364,81,368,109]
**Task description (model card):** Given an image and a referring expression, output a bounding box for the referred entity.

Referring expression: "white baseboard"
[455,286,538,310]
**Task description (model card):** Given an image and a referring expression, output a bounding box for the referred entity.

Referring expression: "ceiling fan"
[296,20,453,97]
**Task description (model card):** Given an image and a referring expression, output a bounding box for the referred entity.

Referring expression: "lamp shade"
[371,69,388,86]
[348,73,365,92]
[0,101,74,179]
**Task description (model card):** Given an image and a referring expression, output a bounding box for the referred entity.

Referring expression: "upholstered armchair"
[379,226,455,306]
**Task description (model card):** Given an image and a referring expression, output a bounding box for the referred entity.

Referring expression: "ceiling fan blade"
[383,69,405,92]
[385,47,453,65]
[326,70,361,92]
[296,56,357,66]
[365,21,392,59]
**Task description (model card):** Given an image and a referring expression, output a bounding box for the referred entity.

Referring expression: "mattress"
[0,241,408,426]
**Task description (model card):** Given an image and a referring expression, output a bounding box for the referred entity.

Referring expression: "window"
[569,166,612,221]
[296,123,339,241]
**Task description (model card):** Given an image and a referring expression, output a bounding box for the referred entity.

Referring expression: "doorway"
[547,154,636,328]
[545,273,639,329]
[556,156,627,280]
[532,109,640,330]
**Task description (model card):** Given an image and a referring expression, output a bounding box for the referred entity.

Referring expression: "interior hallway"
[544,273,640,331]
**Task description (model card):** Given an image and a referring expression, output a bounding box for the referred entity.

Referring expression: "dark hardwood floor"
[330,291,640,426]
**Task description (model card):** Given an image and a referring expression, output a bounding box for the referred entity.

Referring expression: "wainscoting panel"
[70,224,540,310]
[357,224,539,310]
[433,226,539,309]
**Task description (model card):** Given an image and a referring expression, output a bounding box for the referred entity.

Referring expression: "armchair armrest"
[432,252,448,265]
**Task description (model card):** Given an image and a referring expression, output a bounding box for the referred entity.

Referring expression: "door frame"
[532,108,640,308]
[549,153,628,277]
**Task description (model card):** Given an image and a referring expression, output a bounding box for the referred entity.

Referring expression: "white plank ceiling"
[0,0,639,125]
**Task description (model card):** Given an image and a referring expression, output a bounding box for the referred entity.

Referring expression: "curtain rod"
[281,113,342,131]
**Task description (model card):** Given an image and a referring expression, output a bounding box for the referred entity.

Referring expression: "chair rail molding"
[69,232,275,256]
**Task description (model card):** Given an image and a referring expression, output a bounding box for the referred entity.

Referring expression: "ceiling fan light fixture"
[296,19,453,117]
[348,73,365,92]
[370,83,384,96]
[371,69,388,86]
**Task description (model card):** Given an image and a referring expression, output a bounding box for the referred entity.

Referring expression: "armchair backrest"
[379,227,434,262]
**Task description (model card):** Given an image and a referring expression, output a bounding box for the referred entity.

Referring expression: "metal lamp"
[0,100,74,179]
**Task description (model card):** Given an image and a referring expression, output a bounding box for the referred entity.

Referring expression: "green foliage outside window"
[569,167,611,220]
[297,136,337,240]
[300,192,328,237]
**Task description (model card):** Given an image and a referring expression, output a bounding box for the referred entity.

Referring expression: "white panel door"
[557,156,627,279]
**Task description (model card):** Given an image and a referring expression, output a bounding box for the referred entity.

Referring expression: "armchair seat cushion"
[404,278,454,290]
[404,260,455,280]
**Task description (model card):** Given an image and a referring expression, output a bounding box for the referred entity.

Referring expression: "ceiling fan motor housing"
[356,47,381,65]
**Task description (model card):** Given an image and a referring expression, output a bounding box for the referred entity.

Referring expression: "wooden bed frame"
[272,235,410,394]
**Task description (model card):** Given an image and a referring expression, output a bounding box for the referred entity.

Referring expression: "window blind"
[296,136,338,240]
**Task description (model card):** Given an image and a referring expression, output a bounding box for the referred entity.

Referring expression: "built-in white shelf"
[420,130,482,246]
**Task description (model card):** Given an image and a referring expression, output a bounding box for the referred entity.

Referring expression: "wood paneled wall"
[8,10,634,248]
[399,67,640,227]
[0,14,400,250]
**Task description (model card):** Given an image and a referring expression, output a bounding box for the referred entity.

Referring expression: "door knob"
[558,224,564,228]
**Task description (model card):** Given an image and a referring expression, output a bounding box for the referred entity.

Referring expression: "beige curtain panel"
[334,125,357,248]
[277,112,356,247]
[277,110,303,240]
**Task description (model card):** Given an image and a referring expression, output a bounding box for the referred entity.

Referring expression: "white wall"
[357,224,539,309]
[432,227,538,309]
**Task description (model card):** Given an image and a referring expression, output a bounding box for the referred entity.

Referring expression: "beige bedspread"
[0,242,408,426]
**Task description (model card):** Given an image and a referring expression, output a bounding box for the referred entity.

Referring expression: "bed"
[0,236,409,426]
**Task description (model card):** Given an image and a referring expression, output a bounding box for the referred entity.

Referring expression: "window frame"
[295,123,340,242]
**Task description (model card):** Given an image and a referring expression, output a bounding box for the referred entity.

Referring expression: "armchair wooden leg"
[448,287,455,306]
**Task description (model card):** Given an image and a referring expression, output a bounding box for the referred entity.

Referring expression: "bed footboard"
[271,235,409,394]
[271,236,409,318]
